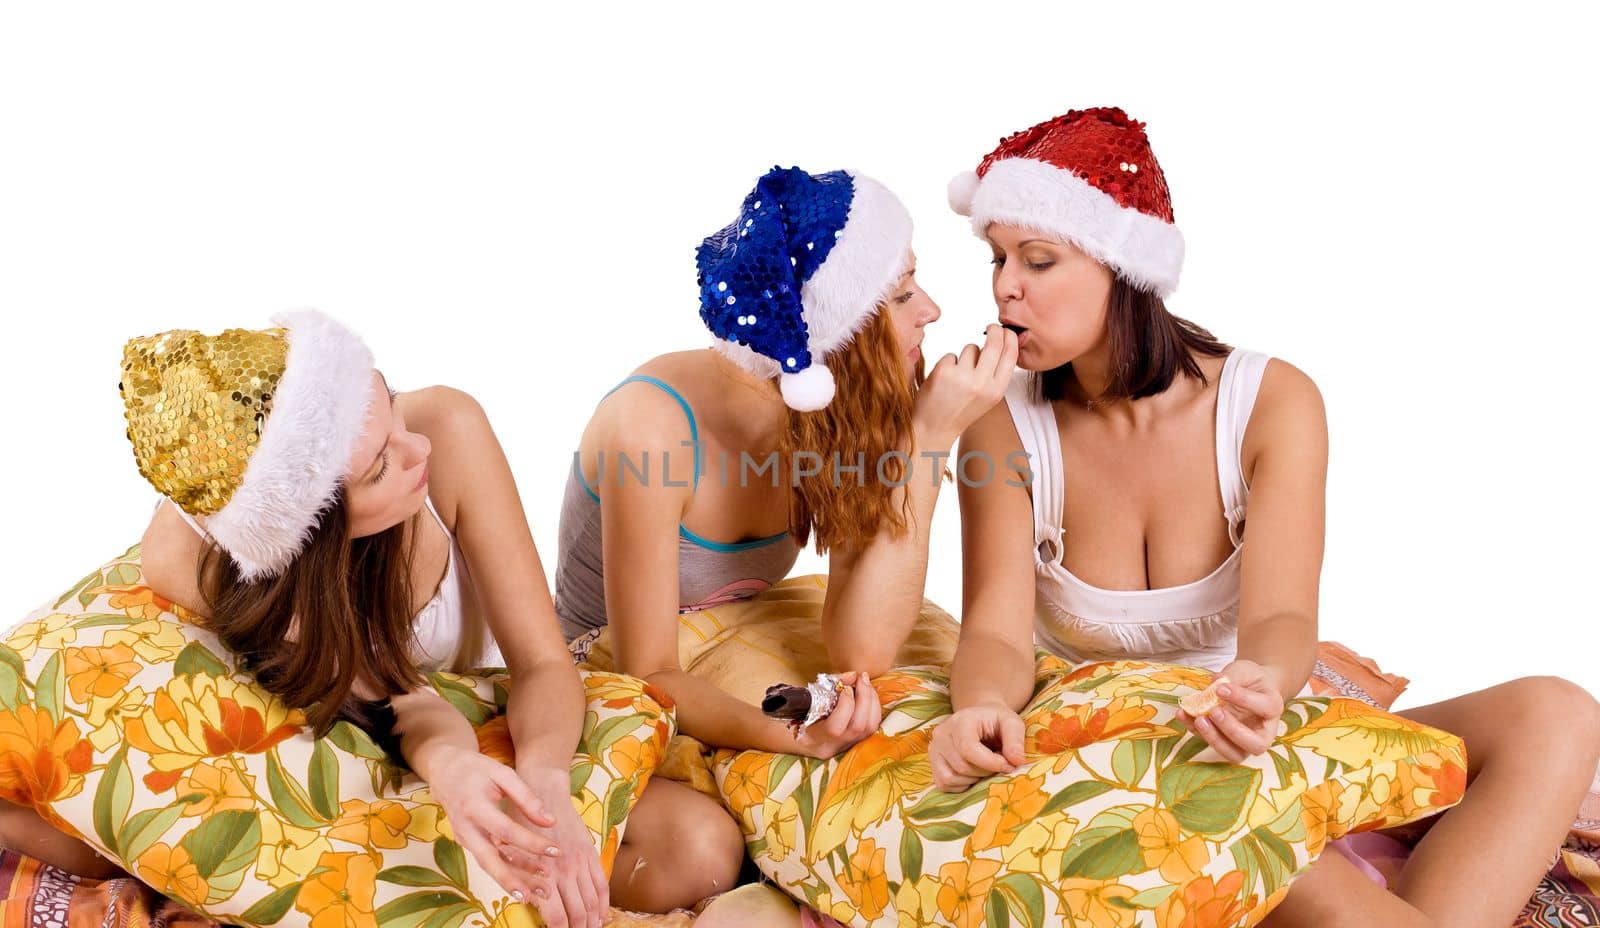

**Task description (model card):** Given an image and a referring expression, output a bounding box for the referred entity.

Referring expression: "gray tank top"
[553,375,801,642]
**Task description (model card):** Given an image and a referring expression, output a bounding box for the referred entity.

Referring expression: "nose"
[404,430,432,467]
[994,264,1022,305]
[922,295,942,326]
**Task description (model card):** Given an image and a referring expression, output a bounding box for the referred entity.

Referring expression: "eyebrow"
[899,266,917,283]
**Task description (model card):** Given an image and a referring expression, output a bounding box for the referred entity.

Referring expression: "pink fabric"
[799,905,849,928]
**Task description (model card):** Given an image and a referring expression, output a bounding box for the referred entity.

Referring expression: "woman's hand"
[423,747,558,905]
[913,325,1019,451]
[507,768,608,928]
[928,705,1027,791]
[791,672,883,760]
[1177,660,1287,763]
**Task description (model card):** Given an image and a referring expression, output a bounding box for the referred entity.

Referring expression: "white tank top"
[165,497,502,671]
[1004,349,1270,672]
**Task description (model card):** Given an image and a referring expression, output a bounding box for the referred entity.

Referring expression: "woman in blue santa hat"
[554,165,1017,912]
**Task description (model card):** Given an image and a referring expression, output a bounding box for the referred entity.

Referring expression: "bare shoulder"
[1251,358,1326,429]
[588,352,704,447]
[958,388,1030,488]
[139,502,211,617]
[400,385,491,438]
[398,386,502,527]
[960,391,1026,461]
[1243,358,1328,479]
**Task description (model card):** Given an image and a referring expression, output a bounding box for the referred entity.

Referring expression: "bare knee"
[1502,676,1600,733]
[673,808,745,897]
[1482,677,1600,775]
[627,790,744,901]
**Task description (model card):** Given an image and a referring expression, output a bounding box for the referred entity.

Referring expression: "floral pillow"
[0,545,674,928]
[714,653,1467,928]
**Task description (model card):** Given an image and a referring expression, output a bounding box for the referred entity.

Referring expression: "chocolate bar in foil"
[761,673,844,735]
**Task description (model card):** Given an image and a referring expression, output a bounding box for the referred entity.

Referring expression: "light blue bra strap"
[678,524,791,552]
[601,375,702,490]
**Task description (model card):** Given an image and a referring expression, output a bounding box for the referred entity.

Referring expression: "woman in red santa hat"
[935,107,1600,927]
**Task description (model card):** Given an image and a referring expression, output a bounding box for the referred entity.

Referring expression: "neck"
[1063,337,1117,408]
[709,350,788,447]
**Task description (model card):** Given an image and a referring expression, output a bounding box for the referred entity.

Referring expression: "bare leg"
[1259,850,1429,928]
[0,799,126,879]
[608,778,745,914]
[1384,676,1600,928]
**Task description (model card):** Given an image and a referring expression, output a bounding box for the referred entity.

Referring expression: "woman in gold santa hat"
[0,308,721,927]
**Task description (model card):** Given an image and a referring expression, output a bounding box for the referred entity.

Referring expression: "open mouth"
[1001,322,1028,337]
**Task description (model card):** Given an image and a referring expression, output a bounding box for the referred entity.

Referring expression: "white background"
[1,3,1594,710]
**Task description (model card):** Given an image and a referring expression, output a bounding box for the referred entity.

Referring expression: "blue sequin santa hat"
[697,166,913,411]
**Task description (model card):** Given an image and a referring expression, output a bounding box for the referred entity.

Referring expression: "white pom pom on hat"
[779,364,836,412]
[947,170,980,216]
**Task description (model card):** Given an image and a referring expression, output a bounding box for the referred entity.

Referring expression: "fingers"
[460,827,540,905]
[930,749,980,793]
[1190,713,1248,764]
[958,342,980,368]
[567,863,601,928]
[998,712,1027,767]
[993,327,1020,389]
[491,767,556,829]
[1219,682,1282,722]
[480,807,554,861]
[819,681,857,741]
[975,324,1008,382]
[585,848,610,925]
[955,733,1012,776]
[1206,706,1271,756]
[848,673,880,737]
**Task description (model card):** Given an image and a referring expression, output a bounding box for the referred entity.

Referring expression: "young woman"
[4,309,628,928]
[554,166,1016,905]
[934,108,1600,928]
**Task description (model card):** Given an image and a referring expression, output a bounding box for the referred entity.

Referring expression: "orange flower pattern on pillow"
[1,546,675,928]
[714,656,1466,927]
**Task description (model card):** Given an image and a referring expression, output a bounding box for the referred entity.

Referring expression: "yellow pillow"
[568,575,1464,928]
[714,654,1464,928]
[0,546,674,928]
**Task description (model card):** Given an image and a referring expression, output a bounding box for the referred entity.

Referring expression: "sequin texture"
[976,106,1175,222]
[120,326,287,516]
[694,166,856,374]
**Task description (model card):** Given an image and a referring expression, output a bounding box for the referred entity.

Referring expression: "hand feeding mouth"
[1000,322,1027,337]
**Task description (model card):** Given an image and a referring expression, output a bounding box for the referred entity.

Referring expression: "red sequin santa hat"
[948,107,1184,298]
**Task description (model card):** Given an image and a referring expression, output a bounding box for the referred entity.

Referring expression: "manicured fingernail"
[534,888,548,899]
[1218,685,1232,698]
[544,846,560,857]
[510,890,525,903]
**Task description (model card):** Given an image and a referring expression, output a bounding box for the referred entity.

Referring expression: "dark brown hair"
[198,493,423,736]
[1038,277,1230,402]
[779,308,924,554]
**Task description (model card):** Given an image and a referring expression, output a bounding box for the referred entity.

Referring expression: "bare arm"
[820,425,946,676]
[415,388,584,780]
[951,400,1039,714]
[823,325,1020,673]
[592,385,805,755]
[1233,360,1328,701]
[409,387,608,925]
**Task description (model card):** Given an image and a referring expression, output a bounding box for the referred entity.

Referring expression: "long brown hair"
[1038,277,1230,402]
[779,308,923,554]
[198,493,423,735]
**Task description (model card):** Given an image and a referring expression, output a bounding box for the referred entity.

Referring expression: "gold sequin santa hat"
[948,107,1185,297]
[120,309,375,580]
